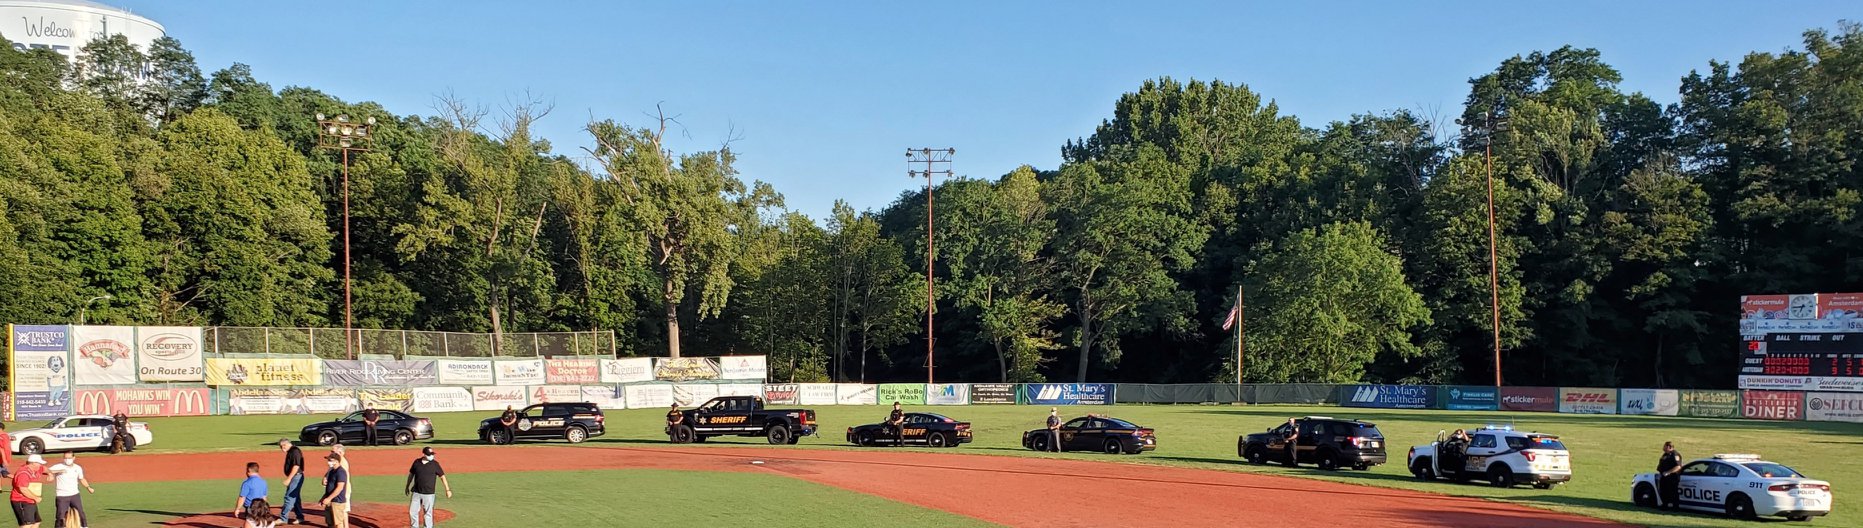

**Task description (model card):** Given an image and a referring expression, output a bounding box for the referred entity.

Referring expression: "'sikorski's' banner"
[545,358,600,384]
[9,324,72,420]
[600,357,653,384]
[73,388,212,417]
[71,325,137,386]
[135,326,205,382]
[654,357,721,381]
[359,388,414,412]
[471,385,528,411]
[495,359,545,386]
[228,388,357,415]
[322,360,438,386]
[624,384,674,409]
[437,359,494,385]
[206,358,322,386]
[717,355,768,380]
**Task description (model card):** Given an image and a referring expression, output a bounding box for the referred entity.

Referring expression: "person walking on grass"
[234,462,267,518]
[277,439,305,525]
[46,452,91,528]
[405,447,452,528]
[11,454,47,528]
[240,498,279,528]
[320,454,350,528]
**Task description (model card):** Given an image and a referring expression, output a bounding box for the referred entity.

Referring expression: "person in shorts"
[12,454,47,528]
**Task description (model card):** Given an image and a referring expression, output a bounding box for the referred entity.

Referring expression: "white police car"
[1632,454,1830,522]
[8,415,154,454]
[1407,425,1572,489]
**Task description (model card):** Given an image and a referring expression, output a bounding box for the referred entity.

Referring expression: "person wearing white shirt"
[47,452,93,528]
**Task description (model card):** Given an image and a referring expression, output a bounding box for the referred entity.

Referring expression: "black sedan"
[299,410,434,446]
[1022,415,1156,454]
[846,412,972,448]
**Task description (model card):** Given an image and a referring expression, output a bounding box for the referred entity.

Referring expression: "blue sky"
[117,1,1856,218]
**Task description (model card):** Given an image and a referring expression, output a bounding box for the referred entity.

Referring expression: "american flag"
[1221,296,1240,331]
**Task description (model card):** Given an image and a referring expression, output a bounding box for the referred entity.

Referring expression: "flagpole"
[1236,284,1244,387]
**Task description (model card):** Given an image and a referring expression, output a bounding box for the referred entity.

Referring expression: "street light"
[316,112,376,360]
[78,294,112,325]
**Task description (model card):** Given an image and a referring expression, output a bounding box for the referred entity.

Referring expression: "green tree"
[938,167,1061,382]
[1244,221,1428,382]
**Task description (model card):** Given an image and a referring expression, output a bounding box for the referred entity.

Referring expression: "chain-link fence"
[204,327,616,358]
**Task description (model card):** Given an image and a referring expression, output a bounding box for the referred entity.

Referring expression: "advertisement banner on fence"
[1499,387,1559,412]
[73,388,211,417]
[798,383,838,405]
[1806,392,1863,423]
[411,387,473,413]
[1618,389,1679,416]
[837,384,878,405]
[1680,390,1741,418]
[437,360,494,385]
[717,384,762,398]
[205,358,321,386]
[1439,386,1499,411]
[654,357,721,381]
[545,359,600,385]
[878,384,926,405]
[970,383,1018,404]
[359,389,414,412]
[495,359,545,386]
[471,386,528,411]
[1743,390,1804,420]
[763,384,799,405]
[1740,294,1793,320]
[135,326,205,382]
[12,349,69,394]
[718,356,768,380]
[530,385,584,405]
[12,392,66,421]
[624,384,674,409]
[228,388,357,415]
[600,358,653,384]
[1558,388,1618,414]
[71,325,137,386]
[672,383,720,406]
[1341,385,1433,409]
[926,384,970,405]
[1023,383,1114,406]
[322,360,438,387]
[580,385,625,409]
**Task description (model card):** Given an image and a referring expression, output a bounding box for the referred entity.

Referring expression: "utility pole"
[1483,111,1508,387]
[907,148,954,385]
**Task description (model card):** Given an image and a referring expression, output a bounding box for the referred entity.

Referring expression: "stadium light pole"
[907,148,954,385]
[1483,112,1509,387]
[78,294,112,325]
[316,113,375,360]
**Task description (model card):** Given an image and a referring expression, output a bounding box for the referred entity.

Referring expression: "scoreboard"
[1740,332,1863,392]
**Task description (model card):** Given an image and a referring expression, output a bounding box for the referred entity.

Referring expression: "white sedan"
[9,415,154,455]
[1632,454,1830,522]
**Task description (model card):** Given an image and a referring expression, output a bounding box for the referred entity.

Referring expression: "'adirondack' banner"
[1679,390,1741,418]
[545,358,600,384]
[71,325,137,386]
[1742,390,1804,420]
[436,360,494,385]
[135,326,205,382]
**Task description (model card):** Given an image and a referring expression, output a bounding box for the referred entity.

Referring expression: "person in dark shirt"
[665,403,685,440]
[277,439,306,525]
[320,453,350,528]
[1657,441,1683,510]
[1441,429,1470,478]
[1044,408,1062,452]
[1281,418,1301,467]
[405,447,451,528]
[111,412,133,453]
[886,402,906,444]
[499,406,519,445]
[361,405,382,446]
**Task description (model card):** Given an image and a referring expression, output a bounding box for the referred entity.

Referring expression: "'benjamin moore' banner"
[1023,383,1114,405]
[718,356,769,380]
[969,383,1018,404]
[206,358,322,386]
[135,326,205,382]
[1499,386,1559,412]
[411,387,474,413]
[580,385,626,409]
[798,383,838,405]
[471,386,528,411]
[1618,388,1680,416]
[322,360,438,386]
[437,360,494,385]
[926,383,970,405]
[1558,387,1619,414]
[1341,385,1433,409]
[545,359,600,384]
[360,389,414,412]
[763,384,799,405]
[71,325,137,386]
[837,384,879,405]
[1743,390,1804,420]
[1679,390,1741,418]
[1806,392,1863,423]
[601,358,654,384]
[228,388,357,415]
[74,388,212,417]
[495,359,545,386]
[1439,386,1499,411]
[878,384,926,405]
[654,357,721,381]
[624,384,674,409]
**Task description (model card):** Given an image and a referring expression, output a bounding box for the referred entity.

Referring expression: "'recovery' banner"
[135,326,205,382]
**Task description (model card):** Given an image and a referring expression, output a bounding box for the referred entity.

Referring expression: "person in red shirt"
[0,424,13,478]
[11,454,47,528]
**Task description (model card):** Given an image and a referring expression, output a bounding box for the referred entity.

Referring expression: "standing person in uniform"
[234,462,267,518]
[1657,441,1683,510]
[277,439,305,526]
[319,454,350,528]
[1441,429,1470,478]
[665,404,684,441]
[46,452,91,528]
[12,455,46,528]
[1280,418,1301,466]
[498,406,519,445]
[1044,408,1062,452]
[361,404,381,447]
[885,402,906,445]
[405,447,452,528]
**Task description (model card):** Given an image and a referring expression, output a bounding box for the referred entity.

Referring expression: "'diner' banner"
[437,360,494,385]
[495,359,545,385]
[1439,386,1499,411]
[798,383,837,405]
[718,355,768,380]
[135,326,205,382]
[360,389,414,412]
[1619,389,1679,416]
[74,388,211,417]
[1743,390,1804,420]
[601,358,653,384]
[471,386,528,411]
[1679,390,1741,418]
[206,358,321,386]
[9,324,72,420]
[1499,386,1559,412]
[1558,387,1618,414]
[228,388,357,415]
[926,383,969,405]
[624,384,674,409]
[654,357,721,381]
[411,387,473,413]
[763,384,799,405]
[1341,385,1433,409]
[1806,392,1863,423]
[71,325,137,385]
[1023,383,1114,405]
[322,360,438,386]
[969,383,1017,404]
[545,358,600,384]
[878,384,926,405]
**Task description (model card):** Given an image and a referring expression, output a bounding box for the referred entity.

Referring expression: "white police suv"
[8,415,154,454]
[1631,454,1830,522]
[1407,425,1572,489]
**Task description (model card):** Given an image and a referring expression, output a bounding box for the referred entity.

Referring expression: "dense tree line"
[2,24,1858,388]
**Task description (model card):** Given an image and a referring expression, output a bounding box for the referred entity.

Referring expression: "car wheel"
[1316,449,1339,471]
[671,425,694,444]
[21,438,43,456]
[1104,439,1123,454]
[786,433,801,445]
[1030,436,1049,452]
[855,432,873,447]
[1633,483,1657,508]
[316,430,340,446]
[928,432,949,448]
[1244,446,1266,464]
[1354,463,1369,471]
[1488,465,1516,488]
[487,429,511,445]
[394,429,415,446]
[1411,458,1435,480]
[566,426,588,444]
[766,424,792,445]
[1726,493,1757,520]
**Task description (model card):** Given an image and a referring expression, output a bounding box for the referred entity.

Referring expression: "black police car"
[1239,416,1386,470]
[1021,414,1156,454]
[846,412,973,448]
[477,402,606,444]
[300,410,434,446]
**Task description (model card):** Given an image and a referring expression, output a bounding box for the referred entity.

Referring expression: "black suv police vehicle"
[478,402,606,444]
[1238,416,1387,470]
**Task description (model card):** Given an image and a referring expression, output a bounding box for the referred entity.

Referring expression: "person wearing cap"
[234,462,267,518]
[277,439,305,525]
[1657,441,1683,510]
[665,403,684,441]
[405,447,451,528]
[46,451,91,528]
[320,453,350,528]
[11,454,47,528]
[1044,408,1061,452]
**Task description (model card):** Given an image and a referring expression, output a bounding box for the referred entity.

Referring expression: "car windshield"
[1743,462,1803,479]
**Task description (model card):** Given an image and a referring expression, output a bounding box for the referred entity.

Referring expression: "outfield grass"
[11,404,1862,528]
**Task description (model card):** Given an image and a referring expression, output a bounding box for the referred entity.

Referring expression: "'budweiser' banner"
[73,388,211,417]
